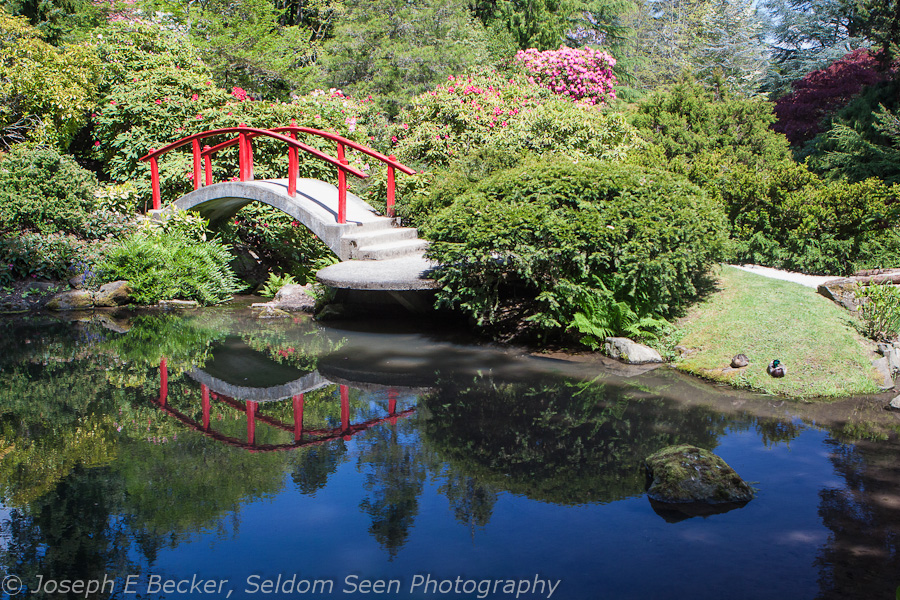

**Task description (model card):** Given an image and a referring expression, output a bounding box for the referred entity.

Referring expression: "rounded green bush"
[0,144,99,236]
[422,157,726,341]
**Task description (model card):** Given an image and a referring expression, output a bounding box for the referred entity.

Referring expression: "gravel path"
[728,264,838,289]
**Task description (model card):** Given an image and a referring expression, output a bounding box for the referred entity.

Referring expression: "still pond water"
[0,307,899,600]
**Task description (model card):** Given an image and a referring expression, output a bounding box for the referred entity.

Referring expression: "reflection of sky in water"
[152,422,836,600]
[0,313,898,600]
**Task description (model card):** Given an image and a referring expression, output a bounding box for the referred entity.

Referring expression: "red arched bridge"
[140,124,431,264]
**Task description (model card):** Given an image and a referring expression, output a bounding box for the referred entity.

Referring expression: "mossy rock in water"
[645,445,754,504]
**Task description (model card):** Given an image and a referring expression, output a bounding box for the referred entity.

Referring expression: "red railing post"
[246,400,257,445]
[387,156,397,218]
[238,127,248,181]
[203,145,212,186]
[338,160,348,224]
[287,121,298,197]
[288,146,298,198]
[149,154,161,211]
[340,385,350,440]
[293,394,304,442]
[192,139,201,189]
[246,133,254,181]
[159,357,168,407]
[388,388,398,425]
[337,142,345,163]
[201,384,210,430]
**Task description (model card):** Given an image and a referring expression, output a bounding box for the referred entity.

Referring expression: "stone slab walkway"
[729,264,838,289]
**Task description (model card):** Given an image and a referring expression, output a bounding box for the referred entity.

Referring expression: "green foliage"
[422,157,725,342]
[570,283,671,348]
[630,78,792,172]
[3,0,108,44]
[318,0,493,117]
[99,229,244,305]
[188,0,319,98]
[260,272,298,297]
[0,144,110,237]
[391,71,640,170]
[92,20,208,88]
[500,0,574,50]
[615,0,768,94]
[219,204,337,284]
[856,283,900,341]
[0,12,102,149]
[0,233,95,284]
[159,209,213,242]
[710,160,900,274]
[806,78,900,184]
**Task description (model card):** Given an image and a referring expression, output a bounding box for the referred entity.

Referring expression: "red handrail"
[140,125,414,223]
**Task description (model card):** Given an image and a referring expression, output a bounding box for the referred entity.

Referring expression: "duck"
[767,359,786,378]
[731,354,749,368]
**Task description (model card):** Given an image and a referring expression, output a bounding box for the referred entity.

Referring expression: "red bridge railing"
[155,359,412,453]
[140,123,415,224]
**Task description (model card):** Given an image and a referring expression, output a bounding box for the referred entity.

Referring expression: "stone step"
[354,238,430,261]
[344,216,401,232]
[343,227,420,254]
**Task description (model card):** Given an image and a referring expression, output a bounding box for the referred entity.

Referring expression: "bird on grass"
[767,359,786,378]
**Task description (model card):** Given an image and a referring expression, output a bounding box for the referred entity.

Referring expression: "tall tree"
[617,0,768,94]
[855,0,900,63]
[319,0,491,117]
[692,0,768,95]
[762,0,868,96]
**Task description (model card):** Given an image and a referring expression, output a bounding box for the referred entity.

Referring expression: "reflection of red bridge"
[155,358,414,452]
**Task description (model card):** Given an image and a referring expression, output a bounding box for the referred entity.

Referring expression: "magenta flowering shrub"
[390,71,637,169]
[515,46,617,106]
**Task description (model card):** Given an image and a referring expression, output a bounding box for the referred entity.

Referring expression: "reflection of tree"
[356,420,426,559]
[814,439,900,600]
[755,416,804,448]
[420,374,734,505]
[0,466,140,596]
[438,472,497,535]
[290,441,348,495]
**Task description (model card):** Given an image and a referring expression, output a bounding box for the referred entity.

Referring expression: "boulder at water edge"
[604,337,663,364]
[645,445,754,504]
[94,281,133,307]
[47,289,95,310]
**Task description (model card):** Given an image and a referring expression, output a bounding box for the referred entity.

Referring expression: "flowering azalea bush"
[389,71,638,169]
[514,46,617,106]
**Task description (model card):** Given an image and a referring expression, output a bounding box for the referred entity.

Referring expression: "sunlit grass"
[674,266,882,399]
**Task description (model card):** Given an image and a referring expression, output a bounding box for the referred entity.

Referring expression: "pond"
[0,307,898,600]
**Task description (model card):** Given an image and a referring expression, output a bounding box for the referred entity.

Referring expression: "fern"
[260,272,298,298]
[569,284,669,349]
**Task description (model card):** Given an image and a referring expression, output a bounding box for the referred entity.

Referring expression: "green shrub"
[709,160,900,275]
[99,230,244,305]
[0,144,99,236]
[856,283,900,341]
[422,157,726,342]
[630,79,792,172]
[390,71,641,169]
[0,233,100,285]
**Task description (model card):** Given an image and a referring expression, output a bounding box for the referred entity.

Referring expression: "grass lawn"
[674,266,883,399]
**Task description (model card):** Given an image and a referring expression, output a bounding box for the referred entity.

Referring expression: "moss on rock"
[645,444,754,504]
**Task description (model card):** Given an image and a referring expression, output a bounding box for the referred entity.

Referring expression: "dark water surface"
[0,309,898,600]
